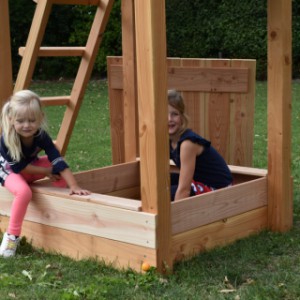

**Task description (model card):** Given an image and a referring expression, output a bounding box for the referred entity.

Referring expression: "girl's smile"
[168,105,183,136]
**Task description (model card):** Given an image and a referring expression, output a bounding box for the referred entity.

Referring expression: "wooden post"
[267,0,293,231]
[134,1,172,272]
[121,0,138,162]
[0,0,13,106]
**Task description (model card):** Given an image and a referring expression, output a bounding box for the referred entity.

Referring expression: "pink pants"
[4,156,66,236]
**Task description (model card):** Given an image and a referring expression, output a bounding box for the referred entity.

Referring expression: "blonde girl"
[0,90,90,257]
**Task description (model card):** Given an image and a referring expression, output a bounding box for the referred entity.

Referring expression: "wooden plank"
[0,216,157,272]
[109,63,249,93]
[168,66,249,92]
[0,0,13,106]
[134,0,172,273]
[14,0,53,91]
[19,47,85,57]
[171,177,267,235]
[106,186,140,199]
[40,96,70,106]
[229,60,256,166]
[229,165,267,177]
[122,0,138,162]
[56,0,114,155]
[267,0,293,231]
[31,185,142,211]
[107,57,125,164]
[171,207,267,263]
[181,59,207,139]
[0,186,155,248]
[205,59,231,163]
[36,161,140,194]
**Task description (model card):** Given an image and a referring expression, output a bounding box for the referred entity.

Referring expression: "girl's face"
[168,105,183,136]
[13,109,41,140]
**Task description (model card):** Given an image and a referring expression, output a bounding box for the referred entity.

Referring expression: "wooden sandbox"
[0,161,267,272]
[0,0,293,273]
[0,55,268,272]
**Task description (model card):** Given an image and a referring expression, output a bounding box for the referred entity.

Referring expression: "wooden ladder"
[14,0,114,155]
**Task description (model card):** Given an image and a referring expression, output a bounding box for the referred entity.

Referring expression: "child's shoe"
[0,232,20,257]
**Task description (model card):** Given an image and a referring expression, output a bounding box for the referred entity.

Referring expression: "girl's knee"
[16,185,32,202]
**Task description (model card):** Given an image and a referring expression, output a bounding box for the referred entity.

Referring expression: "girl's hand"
[69,185,91,196]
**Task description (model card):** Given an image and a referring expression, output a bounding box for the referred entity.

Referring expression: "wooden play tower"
[0,0,293,273]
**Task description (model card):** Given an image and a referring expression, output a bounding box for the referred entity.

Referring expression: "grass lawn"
[0,80,299,300]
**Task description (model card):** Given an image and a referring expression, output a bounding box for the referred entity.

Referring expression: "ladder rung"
[19,47,85,57]
[40,96,70,106]
[33,0,100,5]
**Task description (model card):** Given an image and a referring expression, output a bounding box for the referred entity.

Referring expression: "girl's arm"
[59,168,90,195]
[174,140,203,201]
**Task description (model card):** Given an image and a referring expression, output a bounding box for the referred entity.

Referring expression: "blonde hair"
[1,90,47,161]
[168,89,189,133]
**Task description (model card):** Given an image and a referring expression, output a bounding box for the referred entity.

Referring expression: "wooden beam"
[171,207,268,263]
[0,186,155,248]
[267,0,293,231]
[14,0,53,91]
[40,96,70,106]
[0,216,157,272]
[109,63,249,93]
[171,177,267,235]
[0,0,13,106]
[19,47,85,57]
[121,0,138,162]
[134,0,171,273]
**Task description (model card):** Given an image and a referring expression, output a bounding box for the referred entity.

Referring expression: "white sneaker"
[0,232,20,257]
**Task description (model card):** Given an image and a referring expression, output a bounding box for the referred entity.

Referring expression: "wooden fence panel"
[107,57,256,166]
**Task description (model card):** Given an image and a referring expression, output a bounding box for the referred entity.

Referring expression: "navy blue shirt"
[0,129,68,185]
[170,129,232,189]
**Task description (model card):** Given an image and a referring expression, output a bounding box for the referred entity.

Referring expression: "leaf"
[220,289,236,293]
[22,270,32,281]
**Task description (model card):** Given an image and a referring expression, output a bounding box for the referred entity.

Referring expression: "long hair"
[1,90,47,161]
[168,89,189,135]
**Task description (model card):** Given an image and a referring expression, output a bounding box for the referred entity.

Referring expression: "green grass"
[0,80,300,300]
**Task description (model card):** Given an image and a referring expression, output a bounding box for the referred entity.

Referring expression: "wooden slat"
[0,0,13,106]
[171,177,267,235]
[205,59,231,163]
[34,0,101,4]
[0,186,155,248]
[31,185,142,211]
[109,63,249,93]
[107,57,125,164]
[121,0,138,162]
[229,60,256,166]
[171,207,268,263]
[40,96,70,106]
[19,47,85,57]
[181,59,207,140]
[55,0,114,155]
[267,0,293,232]
[14,0,53,91]
[0,216,157,272]
[229,165,267,177]
[34,161,140,195]
[168,66,249,92]
[73,161,140,193]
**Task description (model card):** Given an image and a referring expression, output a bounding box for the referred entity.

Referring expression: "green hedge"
[8,0,300,80]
